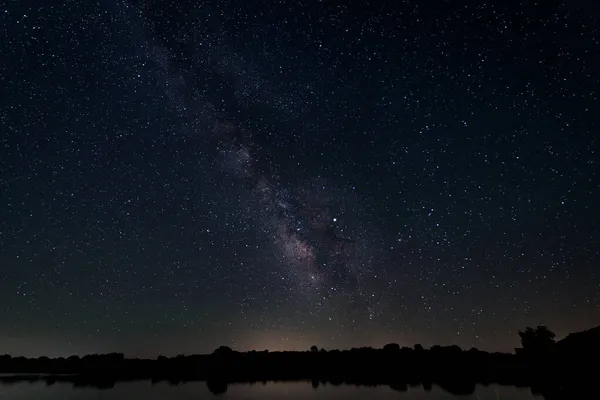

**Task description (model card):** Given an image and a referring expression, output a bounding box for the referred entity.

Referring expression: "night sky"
[1,0,599,358]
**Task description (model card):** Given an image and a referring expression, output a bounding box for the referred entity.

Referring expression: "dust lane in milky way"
[217,125,379,319]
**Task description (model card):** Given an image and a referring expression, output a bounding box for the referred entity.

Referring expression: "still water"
[0,381,541,399]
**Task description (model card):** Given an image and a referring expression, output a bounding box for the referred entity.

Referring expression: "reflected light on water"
[0,380,544,399]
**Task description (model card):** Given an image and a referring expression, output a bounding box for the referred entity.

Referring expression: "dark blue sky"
[1,0,598,357]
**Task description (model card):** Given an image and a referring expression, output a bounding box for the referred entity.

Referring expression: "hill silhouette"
[0,325,597,398]
[556,325,600,355]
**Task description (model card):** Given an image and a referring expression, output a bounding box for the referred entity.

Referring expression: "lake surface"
[0,381,542,399]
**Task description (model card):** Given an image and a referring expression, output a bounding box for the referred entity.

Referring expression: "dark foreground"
[0,345,596,399]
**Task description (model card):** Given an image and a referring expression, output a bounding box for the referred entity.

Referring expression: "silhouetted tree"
[213,346,234,355]
[518,325,556,354]
[447,345,462,353]
[414,344,424,351]
[310,345,318,353]
[383,343,400,351]
[207,379,227,395]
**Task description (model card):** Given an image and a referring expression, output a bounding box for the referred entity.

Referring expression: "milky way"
[1,0,598,357]
[216,121,381,319]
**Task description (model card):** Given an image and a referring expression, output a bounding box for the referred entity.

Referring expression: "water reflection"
[0,380,542,399]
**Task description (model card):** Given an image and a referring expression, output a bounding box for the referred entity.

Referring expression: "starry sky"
[1,0,599,358]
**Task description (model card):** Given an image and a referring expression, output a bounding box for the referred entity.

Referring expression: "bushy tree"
[518,325,556,353]
[383,343,400,351]
[213,346,234,355]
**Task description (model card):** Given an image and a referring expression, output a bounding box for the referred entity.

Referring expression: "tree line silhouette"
[0,325,598,398]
